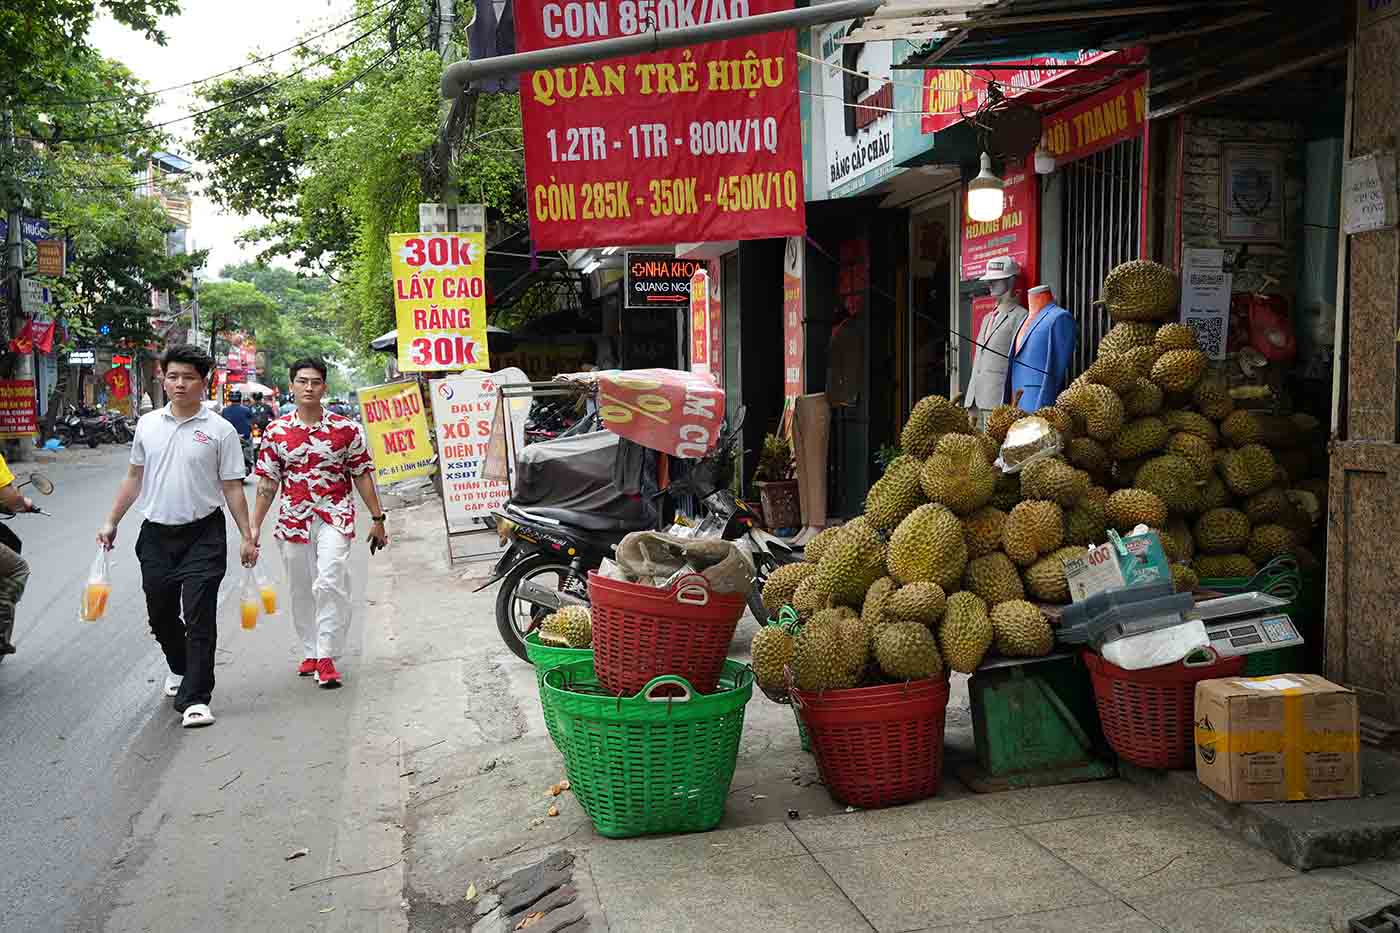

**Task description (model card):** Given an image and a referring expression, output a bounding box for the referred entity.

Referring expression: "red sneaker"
[315,657,342,689]
[297,658,318,677]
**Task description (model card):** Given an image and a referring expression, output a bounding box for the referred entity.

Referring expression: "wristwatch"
[371,514,386,522]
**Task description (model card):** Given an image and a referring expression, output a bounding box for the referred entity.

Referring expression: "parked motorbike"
[50,405,100,449]
[0,472,55,661]
[483,405,795,661]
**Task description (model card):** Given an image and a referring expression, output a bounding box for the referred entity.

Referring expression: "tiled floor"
[579,780,1400,933]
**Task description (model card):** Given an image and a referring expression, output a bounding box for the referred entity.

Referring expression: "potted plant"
[753,433,800,530]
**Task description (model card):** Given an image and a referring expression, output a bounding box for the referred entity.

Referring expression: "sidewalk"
[386,493,1400,933]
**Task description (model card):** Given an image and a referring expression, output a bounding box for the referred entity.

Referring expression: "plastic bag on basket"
[614,531,754,595]
[1101,619,1209,670]
[238,566,261,631]
[996,415,1062,473]
[79,547,112,622]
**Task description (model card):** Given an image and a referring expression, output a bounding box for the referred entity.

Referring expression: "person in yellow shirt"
[0,453,34,655]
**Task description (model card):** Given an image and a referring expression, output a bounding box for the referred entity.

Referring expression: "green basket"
[541,658,753,839]
[525,631,593,749]
[1201,566,1322,676]
[794,705,811,752]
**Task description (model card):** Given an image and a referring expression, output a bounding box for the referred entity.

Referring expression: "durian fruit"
[1098,321,1158,355]
[991,471,1022,511]
[792,574,834,619]
[816,519,888,607]
[1110,417,1169,461]
[802,526,842,565]
[921,435,997,515]
[1059,384,1125,441]
[874,621,943,681]
[1106,489,1168,531]
[1134,454,1203,514]
[865,457,927,531]
[1193,376,1234,420]
[985,393,1025,444]
[1082,353,1138,393]
[1170,563,1200,594]
[751,624,796,692]
[1112,457,1146,488]
[901,394,973,458]
[1165,516,1197,562]
[1166,432,1214,481]
[1245,487,1303,530]
[990,601,1055,657]
[1034,405,1079,441]
[1200,474,1231,511]
[1066,436,1111,479]
[887,504,968,590]
[884,582,948,626]
[1085,484,1111,506]
[540,606,592,648]
[1122,378,1164,417]
[964,551,1026,605]
[1003,500,1065,566]
[792,617,856,691]
[1001,415,1062,467]
[1247,524,1295,566]
[1020,457,1090,507]
[1222,444,1278,497]
[974,431,1001,464]
[962,506,1007,558]
[1065,497,1108,546]
[939,592,993,673]
[1154,322,1200,354]
[1151,349,1208,393]
[1102,259,1179,322]
[1125,346,1162,378]
[861,576,899,627]
[1193,554,1258,580]
[1024,546,1082,603]
[1164,410,1219,446]
[761,561,817,619]
[831,611,872,677]
[1155,526,1188,563]
[1220,410,1298,449]
[1195,507,1251,555]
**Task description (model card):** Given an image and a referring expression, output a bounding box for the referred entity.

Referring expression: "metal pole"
[4,109,31,461]
[440,0,882,98]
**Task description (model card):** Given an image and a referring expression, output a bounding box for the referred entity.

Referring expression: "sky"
[91,0,358,279]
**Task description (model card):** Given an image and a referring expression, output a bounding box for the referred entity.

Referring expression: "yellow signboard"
[357,382,437,483]
[389,232,490,373]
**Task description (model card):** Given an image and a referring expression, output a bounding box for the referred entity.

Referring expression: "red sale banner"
[516,0,805,249]
[689,268,710,373]
[596,369,725,457]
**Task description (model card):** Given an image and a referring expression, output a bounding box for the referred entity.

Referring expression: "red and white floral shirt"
[255,410,374,543]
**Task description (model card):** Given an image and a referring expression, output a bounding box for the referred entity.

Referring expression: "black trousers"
[136,509,227,711]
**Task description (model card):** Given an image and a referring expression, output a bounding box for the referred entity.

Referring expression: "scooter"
[0,472,55,661]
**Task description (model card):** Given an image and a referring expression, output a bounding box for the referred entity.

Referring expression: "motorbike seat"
[505,503,647,534]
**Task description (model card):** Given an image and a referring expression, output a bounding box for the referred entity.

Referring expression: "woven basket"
[524,631,592,749]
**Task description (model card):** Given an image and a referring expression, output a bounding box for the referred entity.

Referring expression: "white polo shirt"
[130,403,245,525]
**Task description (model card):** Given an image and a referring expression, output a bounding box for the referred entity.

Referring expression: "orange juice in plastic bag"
[259,586,277,614]
[238,566,261,630]
[240,598,259,630]
[82,583,111,622]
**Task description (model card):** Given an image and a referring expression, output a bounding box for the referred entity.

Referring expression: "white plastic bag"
[238,566,261,631]
[79,547,112,622]
[1101,619,1210,670]
[254,564,278,616]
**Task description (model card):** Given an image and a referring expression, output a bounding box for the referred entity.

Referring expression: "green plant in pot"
[754,433,801,530]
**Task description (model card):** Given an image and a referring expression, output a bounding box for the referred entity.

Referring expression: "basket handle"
[1182,646,1219,668]
[643,675,695,703]
[671,573,712,607]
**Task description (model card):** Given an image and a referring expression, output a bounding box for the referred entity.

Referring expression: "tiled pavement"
[572,780,1400,932]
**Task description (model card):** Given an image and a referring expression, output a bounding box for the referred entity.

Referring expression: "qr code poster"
[1183,313,1229,360]
[1179,249,1232,361]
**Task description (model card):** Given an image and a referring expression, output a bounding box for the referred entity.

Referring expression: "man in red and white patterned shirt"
[252,358,388,687]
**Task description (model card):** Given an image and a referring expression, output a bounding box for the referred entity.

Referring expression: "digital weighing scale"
[1194,592,1305,669]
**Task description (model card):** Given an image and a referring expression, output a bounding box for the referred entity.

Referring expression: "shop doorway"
[907,190,959,412]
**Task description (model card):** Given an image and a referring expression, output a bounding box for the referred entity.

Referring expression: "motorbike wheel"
[494,552,589,663]
[86,434,99,449]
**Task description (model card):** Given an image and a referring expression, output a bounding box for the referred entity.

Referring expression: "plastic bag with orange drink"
[80,547,112,622]
[239,566,260,631]
[255,565,277,615]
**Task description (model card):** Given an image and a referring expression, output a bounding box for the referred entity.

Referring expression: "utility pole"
[3,108,31,462]
[434,0,460,221]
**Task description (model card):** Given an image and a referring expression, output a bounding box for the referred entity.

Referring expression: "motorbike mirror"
[27,473,54,496]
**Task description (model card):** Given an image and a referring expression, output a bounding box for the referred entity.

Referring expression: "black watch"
[371,514,386,522]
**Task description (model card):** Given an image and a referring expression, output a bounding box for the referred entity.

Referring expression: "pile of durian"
[751,260,1324,698]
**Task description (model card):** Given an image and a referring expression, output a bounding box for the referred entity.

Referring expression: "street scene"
[4,1,1400,932]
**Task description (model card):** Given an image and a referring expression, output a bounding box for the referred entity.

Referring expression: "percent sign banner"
[515,0,805,249]
[389,232,490,373]
[595,368,725,457]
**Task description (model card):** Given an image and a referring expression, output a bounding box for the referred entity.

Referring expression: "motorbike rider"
[250,393,275,432]
[221,390,254,441]
[0,452,35,655]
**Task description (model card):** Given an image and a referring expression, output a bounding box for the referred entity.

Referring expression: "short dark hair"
[161,344,213,380]
[289,357,328,383]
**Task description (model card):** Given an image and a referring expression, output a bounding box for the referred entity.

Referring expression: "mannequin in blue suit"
[1007,285,1077,412]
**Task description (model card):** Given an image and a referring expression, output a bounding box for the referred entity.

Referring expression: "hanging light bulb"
[1034,133,1056,175]
[967,152,1005,222]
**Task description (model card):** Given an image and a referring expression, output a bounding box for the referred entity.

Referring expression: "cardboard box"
[1194,674,1360,803]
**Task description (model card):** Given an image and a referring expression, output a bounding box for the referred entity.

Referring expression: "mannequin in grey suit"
[964,256,1029,427]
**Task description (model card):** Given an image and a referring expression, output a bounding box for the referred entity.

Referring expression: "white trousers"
[281,518,353,660]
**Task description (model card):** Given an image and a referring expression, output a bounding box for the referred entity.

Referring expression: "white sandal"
[163,674,183,698]
[181,704,215,728]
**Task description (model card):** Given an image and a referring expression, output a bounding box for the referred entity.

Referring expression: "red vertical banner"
[0,380,38,438]
[689,268,710,375]
[783,235,804,398]
[707,261,723,388]
[961,162,1039,286]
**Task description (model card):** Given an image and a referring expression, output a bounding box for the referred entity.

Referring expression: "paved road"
[0,446,405,931]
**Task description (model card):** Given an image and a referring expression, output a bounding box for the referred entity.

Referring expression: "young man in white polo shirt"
[97,345,258,728]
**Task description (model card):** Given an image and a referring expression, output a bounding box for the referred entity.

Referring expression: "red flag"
[104,367,131,400]
[8,319,34,354]
[34,319,58,354]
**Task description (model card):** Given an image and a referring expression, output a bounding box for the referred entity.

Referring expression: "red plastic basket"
[587,571,748,696]
[1082,649,1244,769]
[792,678,950,808]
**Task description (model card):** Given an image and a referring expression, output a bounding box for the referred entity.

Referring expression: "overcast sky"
[92,0,357,279]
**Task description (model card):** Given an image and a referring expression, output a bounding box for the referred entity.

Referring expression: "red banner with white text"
[961,163,1038,284]
[1041,73,1147,166]
[516,0,805,249]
